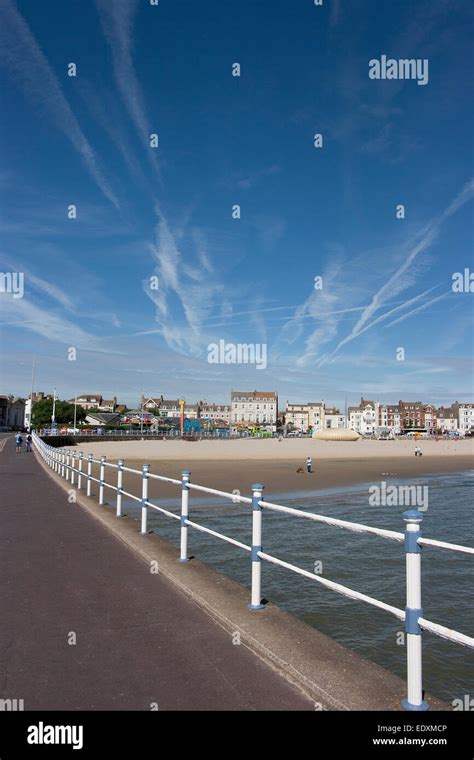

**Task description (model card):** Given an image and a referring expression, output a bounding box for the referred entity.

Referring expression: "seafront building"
[4,385,474,435]
[85,412,122,427]
[458,403,474,432]
[200,403,231,422]
[71,394,118,412]
[285,402,345,433]
[285,402,325,432]
[398,400,425,430]
[184,403,200,419]
[348,398,377,436]
[0,395,25,430]
[323,407,347,429]
[436,404,459,432]
[423,404,437,434]
[231,391,278,429]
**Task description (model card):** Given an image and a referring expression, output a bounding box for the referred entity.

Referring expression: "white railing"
[32,432,474,711]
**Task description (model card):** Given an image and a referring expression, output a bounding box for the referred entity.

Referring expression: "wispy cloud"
[96,0,160,181]
[273,259,347,364]
[0,0,119,208]
[317,179,474,365]
[1,296,126,355]
[2,297,96,348]
[144,211,227,356]
[77,79,148,190]
[383,290,451,328]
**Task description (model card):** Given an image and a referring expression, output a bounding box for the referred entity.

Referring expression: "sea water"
[122,470,474,704]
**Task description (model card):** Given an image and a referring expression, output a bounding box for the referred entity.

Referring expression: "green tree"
[32,399,87,427]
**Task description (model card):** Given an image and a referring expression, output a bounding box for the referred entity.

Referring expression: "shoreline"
[75,438,474,500]
[121,456,473,501]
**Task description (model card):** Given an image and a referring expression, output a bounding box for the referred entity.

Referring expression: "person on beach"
[306,456,313,473]
[26,434,32,453]
[15,433,23,453]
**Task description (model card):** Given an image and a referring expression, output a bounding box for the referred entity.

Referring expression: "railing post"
[402,510,428,711]
[248,483,265,610]
[179,470,191,562]
[116,459,124,517]
[78,452,83,490]
[99,456,106,505]
[140,464,150,534]
[66,450,70,481]
[87,454,93,497]
[71,451,76,485]
[61,450,65,478]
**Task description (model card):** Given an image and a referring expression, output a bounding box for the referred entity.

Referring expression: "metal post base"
[247,603,265,611]
[178,557,190,563]
[401,698,429,711]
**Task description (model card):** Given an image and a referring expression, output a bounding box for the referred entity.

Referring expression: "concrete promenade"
[0,436,311,710]
[1,435,446,711]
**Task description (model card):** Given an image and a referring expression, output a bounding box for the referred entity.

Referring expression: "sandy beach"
[77,437,473,500]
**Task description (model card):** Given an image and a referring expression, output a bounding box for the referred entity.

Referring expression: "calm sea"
[121,470,474,704]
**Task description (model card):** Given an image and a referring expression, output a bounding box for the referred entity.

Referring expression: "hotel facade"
[231,391,278,429]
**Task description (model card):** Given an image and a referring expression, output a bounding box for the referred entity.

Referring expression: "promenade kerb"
[33,433,474,711]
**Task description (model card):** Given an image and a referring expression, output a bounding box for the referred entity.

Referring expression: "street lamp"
[51,388,57,429]
[19,355,36,430]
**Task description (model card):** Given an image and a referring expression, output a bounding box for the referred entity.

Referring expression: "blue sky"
[1,0,473,408]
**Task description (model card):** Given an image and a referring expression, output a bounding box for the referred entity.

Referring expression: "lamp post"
[29,355,36,430]
[19,355,36,430]
[51,388,57,430]
[73,393,77,435]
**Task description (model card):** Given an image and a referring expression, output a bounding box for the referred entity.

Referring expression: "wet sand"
[81,436,474,464]
[79,442,474,502]
[70,437,474,502]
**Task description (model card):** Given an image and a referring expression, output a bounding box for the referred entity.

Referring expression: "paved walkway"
[0,438,311,710]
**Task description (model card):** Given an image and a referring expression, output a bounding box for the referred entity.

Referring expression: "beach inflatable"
[312,428,361,441]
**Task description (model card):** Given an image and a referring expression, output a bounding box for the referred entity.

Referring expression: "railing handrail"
[31,432,474,711]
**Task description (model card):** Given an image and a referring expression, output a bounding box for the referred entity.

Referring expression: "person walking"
[15,432,23,453]
[306,456,313,473]
[26,433,33,453]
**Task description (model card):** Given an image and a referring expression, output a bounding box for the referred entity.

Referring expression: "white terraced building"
[323,408,347,429]
[436,405,458,432]
[158,400,181,418]
[231,391,278,429]
[200,403,231,422]
[349,398,377,436]
[458,403,474,432]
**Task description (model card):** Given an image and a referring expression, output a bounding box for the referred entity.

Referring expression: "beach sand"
[79,437,473,501]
